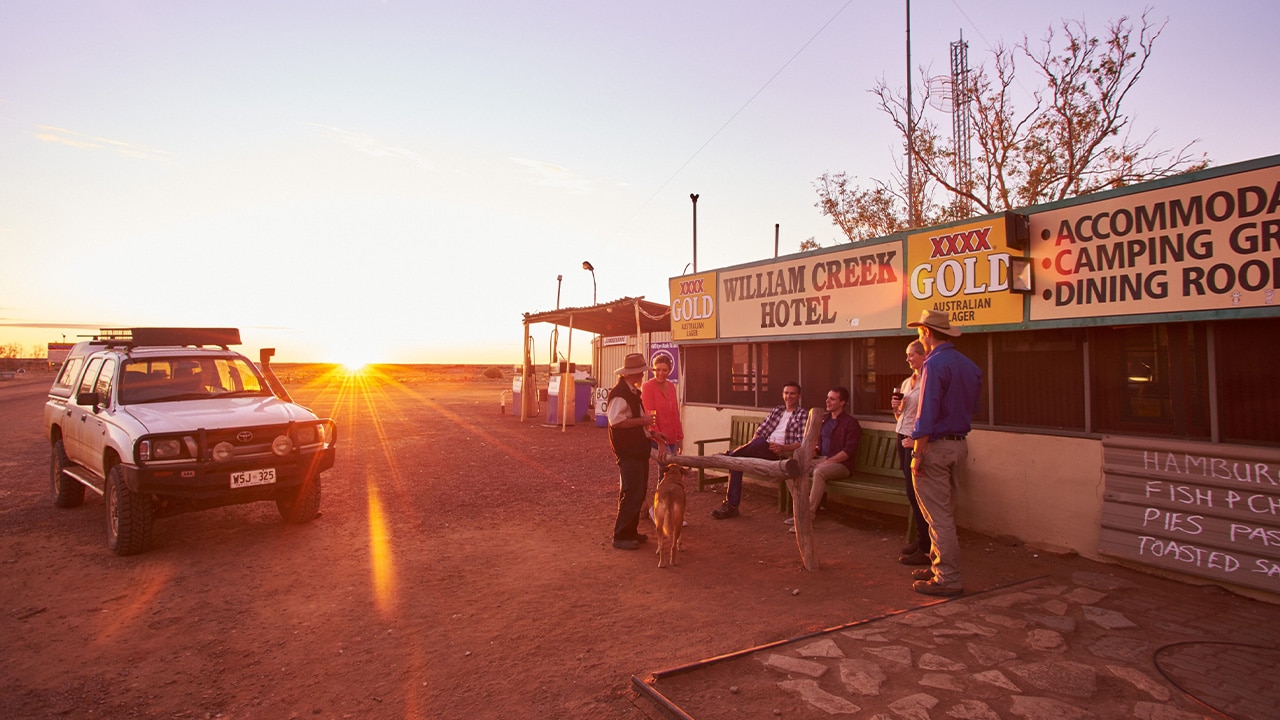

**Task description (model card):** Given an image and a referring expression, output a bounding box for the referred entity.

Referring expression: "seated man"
[791,386,861,528]
[711,381,806,519]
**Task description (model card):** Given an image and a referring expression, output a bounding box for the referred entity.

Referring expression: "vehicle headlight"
[212,442,236,463]
[152,439,183,460]
[295,424,316,445]
[272,435,294,456]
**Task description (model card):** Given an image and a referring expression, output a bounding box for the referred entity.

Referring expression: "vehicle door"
[65,357,111,471]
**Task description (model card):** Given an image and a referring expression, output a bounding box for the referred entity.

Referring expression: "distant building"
[48,342,75,367]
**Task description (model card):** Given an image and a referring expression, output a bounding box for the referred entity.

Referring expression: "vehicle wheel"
[277,475,321,524]
[106,464,154,556]
[50,439,85,509]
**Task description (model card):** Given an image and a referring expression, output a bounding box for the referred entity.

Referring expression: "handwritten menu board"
[1100,436,1280,595]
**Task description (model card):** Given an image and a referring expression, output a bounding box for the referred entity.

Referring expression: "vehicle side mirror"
[76,391,101,408]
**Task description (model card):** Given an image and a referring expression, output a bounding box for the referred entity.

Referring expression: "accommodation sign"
[715,243,903,338]
[906,214,1024,328]
[1100,436,1280,595]
[1030,164,1280,320]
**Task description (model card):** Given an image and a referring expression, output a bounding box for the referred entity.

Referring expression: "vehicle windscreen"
[118,356,272,404]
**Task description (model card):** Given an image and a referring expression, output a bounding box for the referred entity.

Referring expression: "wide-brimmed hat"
[907,309,962,337]
[615,352,648,376]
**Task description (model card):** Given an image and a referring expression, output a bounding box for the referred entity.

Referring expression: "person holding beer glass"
[892,340,931,565]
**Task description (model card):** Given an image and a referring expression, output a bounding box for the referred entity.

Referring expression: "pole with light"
[582,261,596,305]
[690,193,699,273]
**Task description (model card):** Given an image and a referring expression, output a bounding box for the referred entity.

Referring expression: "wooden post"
[659,452,799,479]
[561,314,574,432]
[520,322,535,422]
[786,409,824,571]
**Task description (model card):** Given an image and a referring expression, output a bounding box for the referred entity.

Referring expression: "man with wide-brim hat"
[904,309,982,597]
[605,352,656,550]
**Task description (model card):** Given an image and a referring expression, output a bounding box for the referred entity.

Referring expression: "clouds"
[509,157,599,195]
[312,124,435,171]
[33,125,170,161]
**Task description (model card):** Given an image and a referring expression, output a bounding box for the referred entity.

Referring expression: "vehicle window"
[77,358,105,401]
[54,356,85,390]
[95,358,117,404]
[119,355,268,403]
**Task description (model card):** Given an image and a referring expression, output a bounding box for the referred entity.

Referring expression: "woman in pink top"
[641,354,683,455]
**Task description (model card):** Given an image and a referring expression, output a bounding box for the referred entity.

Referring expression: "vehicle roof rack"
[90,327,242,349]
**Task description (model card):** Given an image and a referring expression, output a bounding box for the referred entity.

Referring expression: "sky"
[2,1,1277,366]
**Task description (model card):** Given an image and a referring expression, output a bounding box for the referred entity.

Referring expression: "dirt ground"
[0,365,1254,719]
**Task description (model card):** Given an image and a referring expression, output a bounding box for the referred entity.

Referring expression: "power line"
[609,0,856,240]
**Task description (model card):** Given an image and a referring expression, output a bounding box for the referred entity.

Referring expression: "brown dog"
[653,464,686,568]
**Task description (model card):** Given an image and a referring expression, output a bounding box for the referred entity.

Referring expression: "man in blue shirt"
[907,309,982,596]
[787,386,861,530]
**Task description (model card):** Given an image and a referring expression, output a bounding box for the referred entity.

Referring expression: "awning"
[522,296,670,335]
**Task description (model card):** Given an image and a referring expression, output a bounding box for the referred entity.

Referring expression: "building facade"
[670,155,1280,599]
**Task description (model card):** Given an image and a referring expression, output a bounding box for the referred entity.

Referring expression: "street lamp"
[690,193,699,273]
[582,261,596,305]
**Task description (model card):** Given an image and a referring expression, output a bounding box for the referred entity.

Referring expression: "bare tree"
[817,8,1207,240]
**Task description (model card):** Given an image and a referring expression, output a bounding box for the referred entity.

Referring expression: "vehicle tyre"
[277,475,322,524]
[106,464,154,556]
[50,439,85,508]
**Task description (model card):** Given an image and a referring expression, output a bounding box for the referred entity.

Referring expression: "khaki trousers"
[911,438,967,588]
[809,461,851,518]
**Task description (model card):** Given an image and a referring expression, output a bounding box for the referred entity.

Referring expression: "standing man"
[907,309,982,597]
[711,382,806,519]
[795,386,861,528]
[607,352,656,550]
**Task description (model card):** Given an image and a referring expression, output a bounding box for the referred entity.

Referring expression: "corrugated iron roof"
[522,296,670,336]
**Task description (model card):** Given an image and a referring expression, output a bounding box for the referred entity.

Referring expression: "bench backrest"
[853,428,903,478]
[724,416,900,477]
[729,415,764,448]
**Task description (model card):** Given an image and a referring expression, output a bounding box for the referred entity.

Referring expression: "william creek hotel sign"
[669,161,1279,339]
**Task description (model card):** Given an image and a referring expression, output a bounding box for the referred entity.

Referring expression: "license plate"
[230,468,276,488]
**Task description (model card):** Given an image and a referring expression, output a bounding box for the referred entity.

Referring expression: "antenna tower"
[950,31,973,214]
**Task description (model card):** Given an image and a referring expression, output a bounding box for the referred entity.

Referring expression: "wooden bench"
[780,427,915,540]
[692,415,779,497]
[695,419,917,540]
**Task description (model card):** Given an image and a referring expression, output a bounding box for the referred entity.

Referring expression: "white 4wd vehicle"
[44,328,337,555]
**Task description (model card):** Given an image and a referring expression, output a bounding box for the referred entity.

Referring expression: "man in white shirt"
[711,382,807,519]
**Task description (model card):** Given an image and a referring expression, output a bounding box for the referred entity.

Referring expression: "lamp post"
[556,274,563,309]
[582,261,596,305]
[690,193,699,273]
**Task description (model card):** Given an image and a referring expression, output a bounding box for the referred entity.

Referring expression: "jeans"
[612,455,649,541]
[723,437,778,507]
[897,433,931,552]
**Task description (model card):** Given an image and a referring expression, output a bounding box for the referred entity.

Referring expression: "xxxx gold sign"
[907,214,1024,327]
[669,272,718,340]
[715,243,903,338]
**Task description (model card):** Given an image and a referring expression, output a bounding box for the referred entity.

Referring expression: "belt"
[934,434,967,441]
